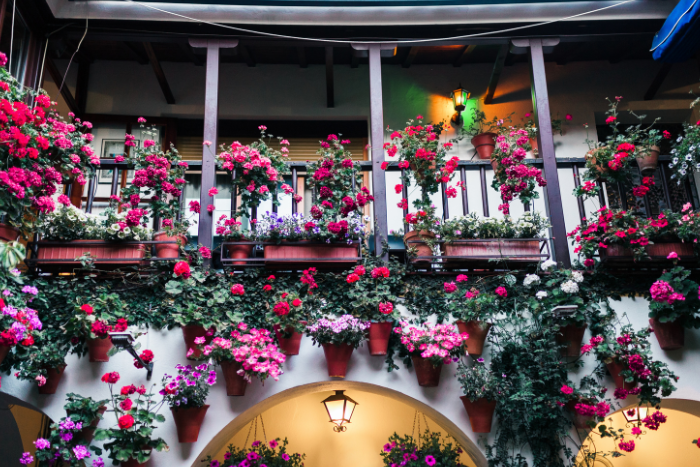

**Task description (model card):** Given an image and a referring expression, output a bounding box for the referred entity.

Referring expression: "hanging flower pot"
[555,324,587,358]
[368,322,393,356]
[87,337,113,363]
[73,406,107,444]
[171,405,210,443]
[220,361,248,396]
[460,396,496,433]
[411,355,442,387]
[455,321,491,356]
[274,325,304,356]
[153,231,187,259]
[0,223,19,243]
[649,318,684,350]
[605,359,637,389]
[322,343,355,378]
[38,365,67,395]
[565,400,593,429]
[225,240,255,266]
[636,145,660,176]
[0,344,10,366]
[181,325,210,360]
[471,133,497,160]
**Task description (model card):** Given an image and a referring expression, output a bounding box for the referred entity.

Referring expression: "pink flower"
[667,251,678,260]
[495,286,507,297]
[199,246,212,258]
[207,204,215,213]
[565,114,573,120]
[456,274,468,282]
[379,302,394,314]
[189,200,201,213]
[137,117,147,123]
[57,194,71,206]
[605,116,617,124]
[560,385,573,395]
[208,187,218,197]
[35,375,46,386]
[231,284,245,295]
[443,282,457,293]
[203,140,212,146]
[618,439,635,452]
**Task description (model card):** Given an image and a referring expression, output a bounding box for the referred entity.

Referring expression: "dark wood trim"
[75,59,90,114]
[178,42,203,66]
[124,42,149,65]
[0,0,7,40]
[44,58,79,114]
[239,45,256,67]
[296,46,308,68]
[402,47,419,68]
[325,46,334,108]
[644,63,673,101]
[143,42,176,105]
[483,44,509,105]
[453,44,476,67]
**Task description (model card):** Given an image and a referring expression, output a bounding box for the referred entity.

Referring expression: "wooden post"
[352,42,395,257]
[513,38,571,268]
[190,38,238,263]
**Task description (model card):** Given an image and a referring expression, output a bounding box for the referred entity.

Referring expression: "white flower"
[540,259,557,271]
[536,291,548,300]
[571,271,584,283]
[523,274,541,287]
[561,280,579,294]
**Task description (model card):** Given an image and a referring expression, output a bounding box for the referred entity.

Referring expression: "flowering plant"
[215,214,249,241]
[442,276,503,324]
[394,322,468,367]
[93,377,168,465]
[669,118,700,182]
[522,268,590,327]
[254,211,368,244]
[307,135,372,218]
[306,314,370,348]
[119,120,190,237]
[215,126,291,219]
[265,271,320,335]
[648,266,700,326]
[339,260,405,322]
[0,272,42,354]
[0,54,99,236]
[201,438,305,467]
[457,359,510,402]
[490,128,547,214]
[204,322,286,382]
[440,212,549,241]
[559,379,611,427]
[581,325,678,405]
[520,111,568,141]
[63,294,128,355]
[380,430,464,467]
[160,362,217,408]
[37,205,152,242]
[461,108,511,138]
[22,414,97,467]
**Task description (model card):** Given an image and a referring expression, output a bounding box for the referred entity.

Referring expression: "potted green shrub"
[456,359,510,433]
[63,294,128,362]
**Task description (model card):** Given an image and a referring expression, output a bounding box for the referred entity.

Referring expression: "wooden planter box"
[443,239,544,268]
[600,241,695,263]
[263,242,359,270]
[35,240,146,271]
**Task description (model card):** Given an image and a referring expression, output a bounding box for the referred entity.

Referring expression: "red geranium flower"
[119,398,133,411]
[101,372,120,384]
[118,414,135,430]
[81,304,94,315]
[231,284,245,295]
[173,261,191,279]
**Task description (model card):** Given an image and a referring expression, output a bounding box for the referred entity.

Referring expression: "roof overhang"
[47,0,675,26]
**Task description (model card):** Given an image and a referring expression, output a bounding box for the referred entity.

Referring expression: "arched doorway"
[0,393,51,467]
[576,398,700,466]
[193,381,487,467]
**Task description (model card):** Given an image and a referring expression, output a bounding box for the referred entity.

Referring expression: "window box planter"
[171,405,209,443]
[460,396,497,433]
[263,242,360,270]
[34,241,146,271]
[649,318,684,350]
[411,355,443,387]
[443,239,545,268]
[0,223,19,243]
[599,240,695,263]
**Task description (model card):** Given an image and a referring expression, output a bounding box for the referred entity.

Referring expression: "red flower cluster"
[173,261,191,279]
[301,268,318,293]
[101,371,120,384]
[134,349,154,369]
[231,284,245,295]
[371,266,390,279]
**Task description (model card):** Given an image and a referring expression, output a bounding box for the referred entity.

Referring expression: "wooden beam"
[296,47,308,68]
[402,47,419,68]
[239,45,255,67]
[0,0,7,40]
[124,42,149,65]
[325,46,334,108]
[483,44,509,105]
[75,60,90,114]
[644,63,673,101]
[44,58,79,114]
[453,44,476,67]
[142,42,176,105]
[178,42,203,66]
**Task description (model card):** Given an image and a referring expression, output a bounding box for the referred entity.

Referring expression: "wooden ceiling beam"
[644,63,673,101]
[142,42,176,105]
[44,58,79,114]
[124,42,149,65]
[239,45,256,67]
[402,47,419,68]
[484,44,509,105]
[453,44,476,67]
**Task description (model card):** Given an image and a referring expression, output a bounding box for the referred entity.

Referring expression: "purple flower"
[425,456,436,466]
[211,461,221,467]
[269,440,278,449]
[10,322,26,340]
[93,458,105,467]
[34,438,50,450]
[281,453,290,461]
[21,286,38,295]
[61,433,73,442]
[2,289,12,297]
[251,441,261,447]
[19,453,33,465]
[384,443,392,452]
[73,445,91,460]
[247,452,260,461]
[2,305,17,317]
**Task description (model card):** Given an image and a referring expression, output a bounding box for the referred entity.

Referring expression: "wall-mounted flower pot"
[264,242,358,270]
[0,344,10,365]
[528,137,539,158]
[606,360,637,389]
[600,241,695,262]
[636,145,660,176]
[368,322,393,356]
[471,133,497,160]
[153,232,187,259]
[649,318,684,350]
[171,405,210,443]
[0,223,19,243]
[220,361,248,396]
[121,449,152,467]
[274,325,303,356]
[225,241,254,266]
[36,241,145,271]
[322,343,354,378]
[456,321,491,356]
[565,400,593,429]
[72,405,107,444]
[411,355,442,387]
[409,160,437,183]
[555,324,587,358]
[444,239,542,268]
[38,365,67,395]
[404,230,439,268]
[181,325,210,360]
[460,396,496,433]
[585,148,610,178]
[87,337,113,362]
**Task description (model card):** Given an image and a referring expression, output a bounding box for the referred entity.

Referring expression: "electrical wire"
[8,0,15,72]
[58,17,88,94]
[124,0,637,45]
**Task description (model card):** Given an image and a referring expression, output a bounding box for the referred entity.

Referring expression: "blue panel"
[652,0,700,63]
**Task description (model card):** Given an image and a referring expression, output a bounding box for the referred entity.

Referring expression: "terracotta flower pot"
[528,137,539,158]
[411,355,442,387]
[322,343,355,378]
[221,361,248,396]
[0,344,10,366]
[456,321,491,356]
[555,324,587,358]
[225,241,255,266]
[121,449,152,467]
[264,242,358,270]
[599,240,695,262]
[153,231,187,259]
[471,133,497,160]
[181,325,210,360]
[444,239,541,268]
[606,360,637,389]
[565,400,593,429]
[0,223,19,243]
[404,230,440,267]
[585,147,610,177]
[274,325,303,356]
[636,145,660,176]
[649,317,684,350]
[38,365,67,395]
[368,322,393,356]
[171,405,209,443]
[87,337,113,362]
[73,406,107,444]
[36,240,146,271]
[460,396,496,433]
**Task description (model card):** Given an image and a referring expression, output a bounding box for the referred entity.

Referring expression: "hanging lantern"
[450,85,470,126]
[321,390,358,432]
[623,406,648,424]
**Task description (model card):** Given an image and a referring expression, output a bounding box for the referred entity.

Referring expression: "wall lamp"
[109,332,154,380]
[450,85,470,127]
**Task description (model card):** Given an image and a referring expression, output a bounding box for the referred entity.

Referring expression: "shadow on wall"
[0,393,50,467]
